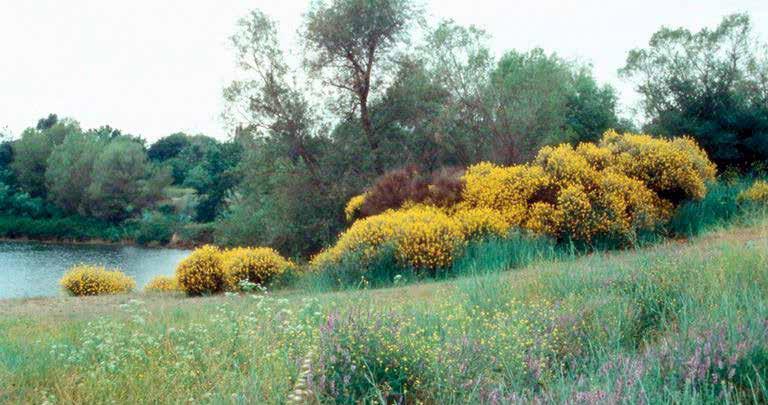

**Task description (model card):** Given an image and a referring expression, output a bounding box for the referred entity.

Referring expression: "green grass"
[1,215,767,403]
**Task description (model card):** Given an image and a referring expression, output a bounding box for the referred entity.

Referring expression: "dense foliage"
[312,131,716,275]
[0,114,242,246]
[621,13,768,169]
[1,6,764,263]
[215,4,631,257]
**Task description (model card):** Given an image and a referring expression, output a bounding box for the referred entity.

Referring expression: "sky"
[1,0,767,143]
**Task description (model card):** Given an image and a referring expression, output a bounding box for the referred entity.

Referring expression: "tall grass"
[2,218,766,403]
[667,178,756,237]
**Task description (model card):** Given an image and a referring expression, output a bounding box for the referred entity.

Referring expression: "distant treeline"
[1,4,766,255]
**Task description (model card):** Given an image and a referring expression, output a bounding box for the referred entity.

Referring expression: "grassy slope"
[1,218,767,403]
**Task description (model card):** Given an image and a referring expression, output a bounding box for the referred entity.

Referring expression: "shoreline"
[0,235,199,250]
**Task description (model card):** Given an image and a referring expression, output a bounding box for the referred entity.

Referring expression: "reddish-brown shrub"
[359,166,465,218]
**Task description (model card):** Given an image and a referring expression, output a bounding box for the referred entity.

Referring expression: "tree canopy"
[621,13,768,169]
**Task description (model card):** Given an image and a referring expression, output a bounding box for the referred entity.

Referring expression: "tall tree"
[11,118,79,197]
[225,10,322,175]
[303,0,422,173]
[420,20,495,165]
[87,137,151,221]
[45,131,106,214]
[621,13,768,169]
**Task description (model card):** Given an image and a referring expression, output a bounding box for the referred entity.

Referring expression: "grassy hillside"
[1,218,767,403]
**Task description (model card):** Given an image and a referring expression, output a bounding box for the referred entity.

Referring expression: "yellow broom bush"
[599,130,716,201]
[737,180,768,205]
[460,131,713,243]
[311,206,465,271]
[144,275,180,293]
[344,193,367,222]
[317,130,716,275]
[175,245,227,295]
[60,265,135,296]
[451,207,511,239]
[394,207,464,270]
[221,247,293,290]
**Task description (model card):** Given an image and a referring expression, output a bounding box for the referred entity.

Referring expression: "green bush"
[0,215,132,242]
[132,212,176,246]
[667,179,752,237]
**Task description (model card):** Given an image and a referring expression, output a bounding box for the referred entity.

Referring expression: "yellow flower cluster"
[394,207,464,269]
[451,207,511,239]
[312,205,469,271]
[737,180,768,205]
[221,247,293,290]
[144,275,180,293]
[175,245,294,294]
[600,130,716,200]
[460,131,712,243]
[317,131,716,272]
[344,193,367,222]
[461,163,552,225]
[175,245,227,295]
[60,265,135,296]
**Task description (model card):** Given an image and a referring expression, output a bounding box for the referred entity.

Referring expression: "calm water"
[0,241,191,299]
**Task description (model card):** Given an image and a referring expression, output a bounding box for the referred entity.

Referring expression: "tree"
[219,10,344,254]
[0,133,12,171]
[420,23,623,164]
[225,10,322,175]
[419,20,495,165]
[36,114,58,131]
[621,13,768,169]
[566,69,629,143]
[11,118,79,196]
[45,131,106,214]
[303,0,422,174]
[148,132,192,162]
[87,137,151,221]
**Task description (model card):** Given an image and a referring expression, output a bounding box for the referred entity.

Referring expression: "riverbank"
[0,215,212,249]
[0,235,199,249]
[2,219,767,403]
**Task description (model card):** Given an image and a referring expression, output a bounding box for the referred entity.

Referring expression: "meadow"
[1,210,767,403]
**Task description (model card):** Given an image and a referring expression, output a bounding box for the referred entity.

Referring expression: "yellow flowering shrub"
[600,130,716,201]
[344,193,367,222]
[222,247,293,289]
[319,130,716,276]
[144,275,180,293]
[60,265,135,296]
[175,245,227,295]
[556,184,596,241]
[451,207,511,239]
[311,211,402,269]
[593,170,671,235]
[575,142,613,170]
[461,163,552,225]
[459,131,713,243]
[312,206,464,271]
[737,180,768,205]
[525,202,563,236]
[535,144,599,187]
[394,207,464,270]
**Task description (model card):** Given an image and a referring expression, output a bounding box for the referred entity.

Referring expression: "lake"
[0,241,191,299]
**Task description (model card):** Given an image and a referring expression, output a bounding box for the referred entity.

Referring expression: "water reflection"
[0,241,190,299]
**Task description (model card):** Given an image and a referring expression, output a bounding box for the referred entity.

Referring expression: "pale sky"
[1,0,767,142]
